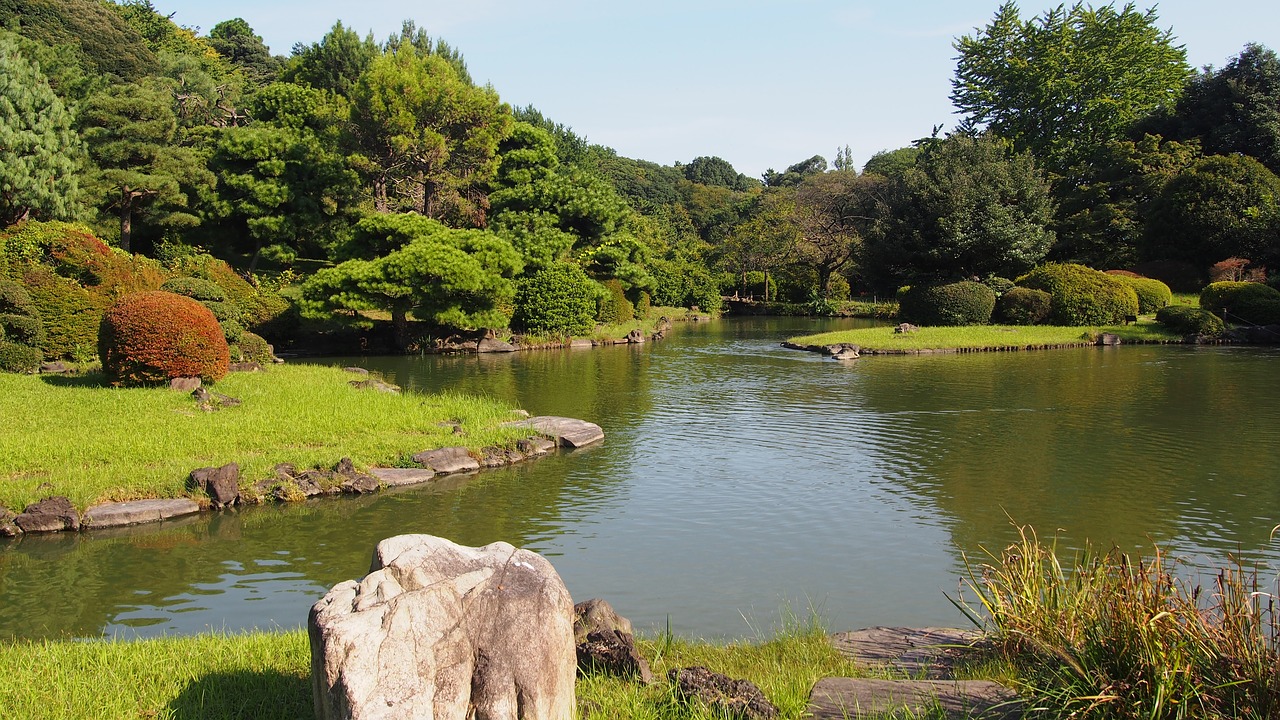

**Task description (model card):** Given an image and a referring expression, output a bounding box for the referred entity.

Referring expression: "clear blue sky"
[156,0,1277,180]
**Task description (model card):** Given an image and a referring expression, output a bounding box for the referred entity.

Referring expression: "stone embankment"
[0,413,604,538]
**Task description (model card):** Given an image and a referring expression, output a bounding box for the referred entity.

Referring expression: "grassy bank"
[790,321,1183,353]
[0,623,870,720]
[0,364,532,512]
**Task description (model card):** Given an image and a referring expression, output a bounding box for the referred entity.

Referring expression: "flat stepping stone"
[503,416,604,448]
[831,626,984,679]
[807,678,1024,719]
[82,499,200,528]
[411,446,481,474]
[369,467,440,488]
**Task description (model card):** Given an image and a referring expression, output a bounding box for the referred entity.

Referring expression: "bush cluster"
[1155,306,1226,336]
[897,281,996,326]
[169,254,297,341]
[98,291,230,386]
[596,278,635,325]
[1200,281,1280,325]
[512,262,597,335]
[0,279,43,372]
[1017,263,1139,325]
[997,287,1052,325]
[1112,275,1173,313]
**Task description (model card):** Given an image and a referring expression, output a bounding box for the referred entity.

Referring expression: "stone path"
[808,627,1025,719]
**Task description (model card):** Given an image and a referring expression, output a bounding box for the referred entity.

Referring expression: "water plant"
[952,524,1280,719]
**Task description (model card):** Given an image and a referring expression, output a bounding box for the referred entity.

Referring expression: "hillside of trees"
[3,0,1280,360]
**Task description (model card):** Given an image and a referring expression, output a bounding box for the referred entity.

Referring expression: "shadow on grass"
[167,669,312,720]
[38,371,111,388]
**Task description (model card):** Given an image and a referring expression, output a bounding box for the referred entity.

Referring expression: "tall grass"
[0,364,531,511]
[952,525,1280,719]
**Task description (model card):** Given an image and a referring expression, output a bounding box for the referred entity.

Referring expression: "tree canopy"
[952,2,1191,172]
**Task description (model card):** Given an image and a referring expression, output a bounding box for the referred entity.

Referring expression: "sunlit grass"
[790,320,1183,352]
[0,618,875,720]
[0,364,531,511]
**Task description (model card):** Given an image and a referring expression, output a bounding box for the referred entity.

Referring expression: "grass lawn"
[790,320,1184,353]
[0,363,532,512]
[0,623,892,720]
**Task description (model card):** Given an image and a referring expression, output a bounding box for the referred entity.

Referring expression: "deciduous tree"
[952,2,1190,172]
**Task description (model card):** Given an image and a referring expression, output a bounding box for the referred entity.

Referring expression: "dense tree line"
[3,0,1279,355]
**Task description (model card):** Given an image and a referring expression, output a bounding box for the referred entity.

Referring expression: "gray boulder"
[83,499,200,528]
[14,496,79,533]
[309,534,575,720]
[574,599,651,684]
[477,337,517,353]
[189,463,242,509]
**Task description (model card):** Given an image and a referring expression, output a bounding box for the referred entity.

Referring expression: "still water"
[2,317,1279,640]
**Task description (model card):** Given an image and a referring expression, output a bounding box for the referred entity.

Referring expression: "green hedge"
[1017,263,1139,325]
[1199,282,1280,325]
[160,277,227,303]
[898,281,996,326]
[1112,275,1173,314]
[997,287,1053,325]
[0,340,41,373]
[1155,306,1226,336]
[512,262,598,335]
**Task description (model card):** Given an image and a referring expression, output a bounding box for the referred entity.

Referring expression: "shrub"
[1017,263,1139,325]
[1112,275,1172,314]
[233,331,274,365]
[997,287,1053,325]
[0,278,37,316]
[634,290,652,319]
[596,278,635,325]
[1104,269,1141,278]
[98,291,230,386]
[512,262,597,335]
[0,313,43,346]
[169,253,295,338]
[898,281,996,326]
[1200,282,1280,324]
[981,275,1016,297]
[0,340,41,372]
[1156,306,1225,336]
[159,277,227,303]
[19,266,102,360]
[684,267,723,313]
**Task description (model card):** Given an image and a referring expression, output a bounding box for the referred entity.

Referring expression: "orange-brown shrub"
[98,291,230,386]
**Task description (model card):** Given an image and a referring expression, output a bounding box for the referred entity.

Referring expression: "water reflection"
[2,319,1278,640]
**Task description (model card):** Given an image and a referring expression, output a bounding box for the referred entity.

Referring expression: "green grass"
[0,364,532,512]
[0,622,875,720]
[790,320,1183,352]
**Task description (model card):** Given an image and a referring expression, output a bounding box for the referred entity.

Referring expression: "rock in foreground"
[309,534,575,720]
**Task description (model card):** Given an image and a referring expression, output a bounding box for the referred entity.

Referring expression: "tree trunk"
[374,178,389,213]
[119,189,134,253]
[392,306,410,351]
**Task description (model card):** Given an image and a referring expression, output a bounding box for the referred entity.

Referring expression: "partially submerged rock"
[82,499,200,529]
[189,462,242,509]
[503,416,604,449]
[309,534,575,720]
[14,496,79,534]
[0,505,20,537]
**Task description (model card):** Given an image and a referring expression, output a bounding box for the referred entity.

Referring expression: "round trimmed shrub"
[1017,263,1139,325]
[233,331,274,365]
[1199,282,1280,325]
[596,278,635,325]
[0,278,37,316]
[160,277,227,303]
[898,281,996,326]
[997,287,1053,325]
[512,262,597,335]
[981,275,1016,296]
[98,291,230,386]
[0,341,41,373]
[1112,275,1172,314]
[0,313,43,346]
[1156,306,1225,336]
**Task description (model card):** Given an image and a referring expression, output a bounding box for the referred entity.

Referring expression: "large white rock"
[309,534,576,720]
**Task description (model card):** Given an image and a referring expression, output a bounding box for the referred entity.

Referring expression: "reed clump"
[953,525,1280,719]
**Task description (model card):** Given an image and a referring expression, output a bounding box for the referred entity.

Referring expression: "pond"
[2,316,1279,641]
